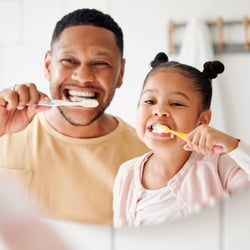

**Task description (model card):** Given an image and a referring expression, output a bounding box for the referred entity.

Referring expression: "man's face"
[44,25,125,126]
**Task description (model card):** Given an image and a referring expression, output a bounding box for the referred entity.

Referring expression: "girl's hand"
[0,83,51,136]
[183,124,239,155]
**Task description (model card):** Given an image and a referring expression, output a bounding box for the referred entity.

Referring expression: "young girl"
[113,52,250,227]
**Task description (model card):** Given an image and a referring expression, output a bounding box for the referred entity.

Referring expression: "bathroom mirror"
[0,0,250,230]
[3,179,250,249]
[39,184,250,249]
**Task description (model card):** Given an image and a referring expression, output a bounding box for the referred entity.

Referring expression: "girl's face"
[136,69,210,150]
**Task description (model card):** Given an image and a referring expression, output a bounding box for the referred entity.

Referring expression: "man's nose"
[71,66,95,83]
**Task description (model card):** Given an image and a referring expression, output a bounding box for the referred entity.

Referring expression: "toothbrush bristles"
[155,124,169,133]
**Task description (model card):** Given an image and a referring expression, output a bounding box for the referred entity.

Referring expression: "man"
[0,8,149,225]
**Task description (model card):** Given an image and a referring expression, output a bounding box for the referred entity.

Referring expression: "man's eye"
[61,59,77,65]
[144,100,155,105]
[93,61,110,67]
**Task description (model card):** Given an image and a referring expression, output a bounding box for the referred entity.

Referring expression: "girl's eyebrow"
[142,89,190,101]
[171,91,190,101]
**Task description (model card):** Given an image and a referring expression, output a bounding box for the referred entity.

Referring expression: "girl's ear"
[198,109,211,125]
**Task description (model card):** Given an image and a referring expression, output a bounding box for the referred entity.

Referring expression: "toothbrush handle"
[37,100,84,107]
[159,125,224,153]
[37,100,81,107]
[37,99,99,108]
[37,101,55,107]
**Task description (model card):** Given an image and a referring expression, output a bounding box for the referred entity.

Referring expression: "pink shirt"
[113,141,250,227]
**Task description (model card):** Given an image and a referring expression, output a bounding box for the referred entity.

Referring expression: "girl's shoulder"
[117,152,153,176]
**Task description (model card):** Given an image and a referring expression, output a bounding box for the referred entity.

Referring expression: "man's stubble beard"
[57,95,114,126]
[57,106,105,126]
[51,82,117,126]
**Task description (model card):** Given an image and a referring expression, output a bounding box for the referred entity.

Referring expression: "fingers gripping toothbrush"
[154,124,223,153]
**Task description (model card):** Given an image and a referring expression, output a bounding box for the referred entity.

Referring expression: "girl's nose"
[153,109,170,117]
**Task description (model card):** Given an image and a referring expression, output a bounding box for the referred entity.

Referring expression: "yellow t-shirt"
[0,112,149,225]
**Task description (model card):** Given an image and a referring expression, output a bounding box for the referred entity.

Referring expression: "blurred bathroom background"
[0,0,249,142]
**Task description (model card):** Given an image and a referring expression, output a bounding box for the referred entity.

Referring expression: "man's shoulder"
[115,116,137,133]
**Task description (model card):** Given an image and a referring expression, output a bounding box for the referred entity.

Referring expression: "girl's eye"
[170,102,184,107]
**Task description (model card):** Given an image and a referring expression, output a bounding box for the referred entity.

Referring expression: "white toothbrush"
[37,99,99,108]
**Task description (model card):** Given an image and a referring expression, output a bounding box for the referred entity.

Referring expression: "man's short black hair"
[51,8,124,56]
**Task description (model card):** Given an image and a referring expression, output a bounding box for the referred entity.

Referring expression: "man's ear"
[44,50,52,81]
[198,109,211,125]
[116,58,125,88]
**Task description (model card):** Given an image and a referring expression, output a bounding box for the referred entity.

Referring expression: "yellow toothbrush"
[155,124,223,153]
[155,124,187,140]
[37,99,99,108]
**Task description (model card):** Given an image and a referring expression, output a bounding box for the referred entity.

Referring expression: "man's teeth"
[68,96,87,102]
[68,90,96,102]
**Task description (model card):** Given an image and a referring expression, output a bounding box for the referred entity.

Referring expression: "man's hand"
[0,83,51,135]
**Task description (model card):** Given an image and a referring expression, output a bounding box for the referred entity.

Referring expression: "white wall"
[107,0,250,141]
[0,0,249,141]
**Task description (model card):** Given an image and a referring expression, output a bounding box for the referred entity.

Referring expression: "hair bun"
[150,52,169,68]
[203,61,224,80]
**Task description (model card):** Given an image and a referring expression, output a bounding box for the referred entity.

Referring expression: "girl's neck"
[142,150,191,190]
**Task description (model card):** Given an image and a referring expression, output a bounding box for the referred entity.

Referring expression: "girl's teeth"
[152,125,175,138]
[152,125,165,134]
